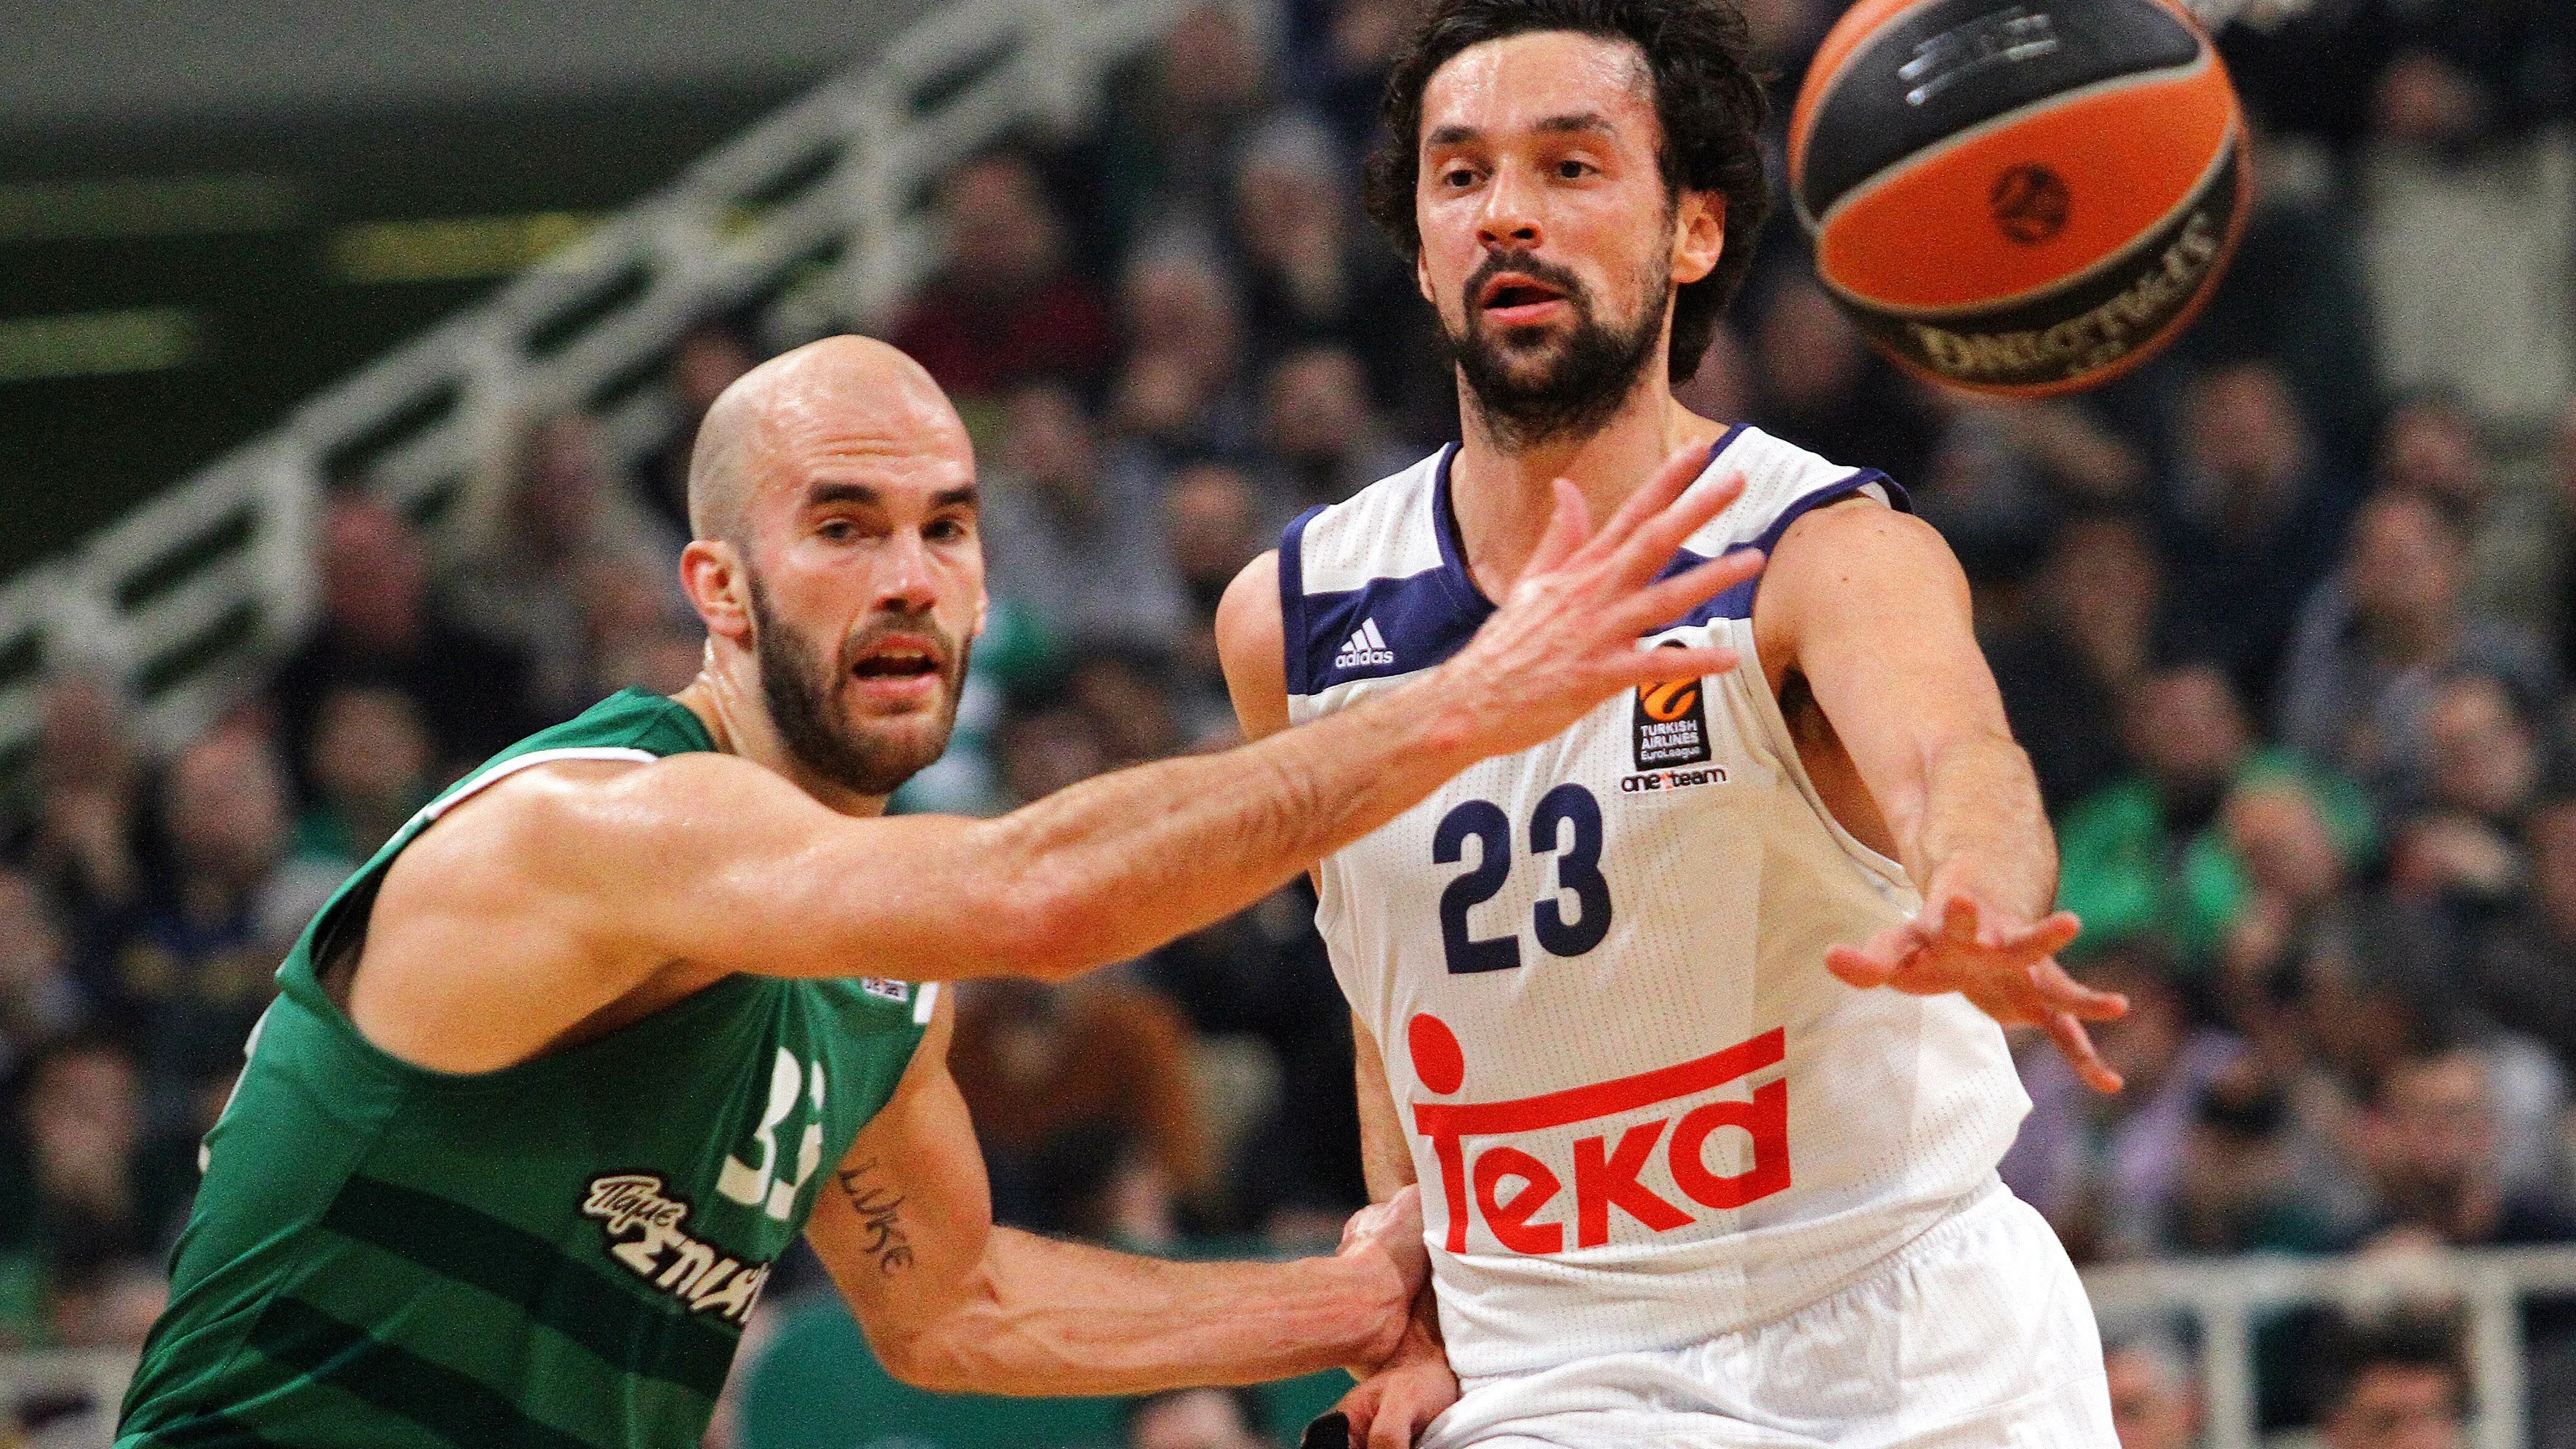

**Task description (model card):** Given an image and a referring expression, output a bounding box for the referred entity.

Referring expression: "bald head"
[686,335,971,545]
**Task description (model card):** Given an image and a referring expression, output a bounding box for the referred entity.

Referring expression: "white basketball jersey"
[1283,427,2030,1377]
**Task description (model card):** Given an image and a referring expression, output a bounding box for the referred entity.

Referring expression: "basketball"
[1789,0,2251,397]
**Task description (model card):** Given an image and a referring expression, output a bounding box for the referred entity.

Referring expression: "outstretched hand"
[1824,893,2129,1093]
[1433,445,1764,762]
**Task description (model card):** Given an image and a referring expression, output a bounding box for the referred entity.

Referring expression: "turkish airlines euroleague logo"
[1632,650,1712,770]
[1407,1013,1790,1256]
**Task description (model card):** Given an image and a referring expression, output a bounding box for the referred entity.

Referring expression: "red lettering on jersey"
[1472,1147,1562,1255]
[1414,1027,1790,1254]
[1670,1078,1791,1210]
[1573,1120,1692,1247]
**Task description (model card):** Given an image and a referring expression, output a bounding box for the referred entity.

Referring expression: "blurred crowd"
[3,0,2574,1443]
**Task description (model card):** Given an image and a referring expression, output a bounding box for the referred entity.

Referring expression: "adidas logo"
[1333,617,1397,670]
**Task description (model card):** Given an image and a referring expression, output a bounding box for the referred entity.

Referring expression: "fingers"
[1608,645,1739,689]
[1370,1400,1416,1449]
[1620,548,1765,632]
[1585,443,1712,558]
[2043,1011,2125,1094]
[1609,468,1746,583]
[1520,478,1592,582]
[1825,921,1919,988]
[2026,956,2128,1021]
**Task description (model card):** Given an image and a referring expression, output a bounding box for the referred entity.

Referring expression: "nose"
[872,530,939,616]
[1476,165,1542,252]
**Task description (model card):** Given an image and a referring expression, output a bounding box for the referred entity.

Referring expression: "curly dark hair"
[1361,0,1772,385]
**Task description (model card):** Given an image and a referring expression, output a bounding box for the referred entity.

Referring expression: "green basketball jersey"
[118,689,933,1449]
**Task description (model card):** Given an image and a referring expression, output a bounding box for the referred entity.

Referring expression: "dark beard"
[1443,250,1671,451]
[749,574,968,798]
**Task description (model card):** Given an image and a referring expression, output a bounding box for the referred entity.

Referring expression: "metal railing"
[2087,1244,2576,1449]
[0,0,1182,775]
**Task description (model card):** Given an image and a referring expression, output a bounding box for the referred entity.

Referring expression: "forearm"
[957,679,1485,979]
[1906,730,2058,918]
[888,1229,1400,1397]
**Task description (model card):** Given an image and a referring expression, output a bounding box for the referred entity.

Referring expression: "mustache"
[835,610,963,676]
[1463,251,1593,317]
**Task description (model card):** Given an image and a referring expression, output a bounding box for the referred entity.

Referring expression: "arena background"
[0,0,2571,1445]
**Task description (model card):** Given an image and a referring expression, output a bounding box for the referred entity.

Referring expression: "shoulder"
[1216,552,1291,739]
[1277,446,1450,593]
[1682,425,1911,561]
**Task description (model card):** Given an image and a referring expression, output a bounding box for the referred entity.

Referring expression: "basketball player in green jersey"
[116,335,1763,1449]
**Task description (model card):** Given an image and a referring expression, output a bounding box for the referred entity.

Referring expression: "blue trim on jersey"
[1427,443,1494,615]
[1659,467,1910,627]
[1297,568,1492,693]
[1278,505,1327,697]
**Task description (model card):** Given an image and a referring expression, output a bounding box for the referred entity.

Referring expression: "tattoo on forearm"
[835,1161,915,1274]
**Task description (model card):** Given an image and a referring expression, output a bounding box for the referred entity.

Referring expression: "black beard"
[1443,251,1671,451]
[749,574,968,798]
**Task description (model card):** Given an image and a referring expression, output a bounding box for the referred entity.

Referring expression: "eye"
[926,517,971,543]
[817,518,858,542]
[1440,165,1479,189]
[1556,158,1594,180]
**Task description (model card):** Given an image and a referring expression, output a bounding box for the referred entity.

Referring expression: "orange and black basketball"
[1788,0,2250,396]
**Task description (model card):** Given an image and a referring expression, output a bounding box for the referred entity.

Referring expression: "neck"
[673,662,891,819]
[1448,366,1725,599]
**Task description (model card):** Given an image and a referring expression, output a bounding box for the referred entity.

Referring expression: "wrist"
[1320,1246,1413,1368]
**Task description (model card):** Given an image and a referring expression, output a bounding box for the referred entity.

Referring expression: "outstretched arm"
[1752,500,2126,1090]
[809,996,1425,1396]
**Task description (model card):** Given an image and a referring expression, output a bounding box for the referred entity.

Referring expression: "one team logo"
[1333,617,1396,670]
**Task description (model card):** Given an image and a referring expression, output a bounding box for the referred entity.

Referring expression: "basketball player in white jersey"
[1216,1,2130,1445]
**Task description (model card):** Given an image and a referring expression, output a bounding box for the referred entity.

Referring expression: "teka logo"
[1407,1014,1790,1256]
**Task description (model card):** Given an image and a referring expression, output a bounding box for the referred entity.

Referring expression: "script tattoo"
[835,1160,915,1275]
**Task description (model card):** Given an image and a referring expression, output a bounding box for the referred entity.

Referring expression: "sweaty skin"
[334,334,1767,1396]
[1216,29,2125,1446]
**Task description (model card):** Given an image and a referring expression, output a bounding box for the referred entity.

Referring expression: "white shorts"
[1421,1181,2115,1449]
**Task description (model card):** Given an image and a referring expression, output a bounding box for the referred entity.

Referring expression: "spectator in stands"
[1227,111,1437,420]
[2548,396,2576,680]
[1099,1,1269,251]
[2165,1059,2343,1253]
[2278,487,2559,811]
[2355,1037,2575,1252]
[0,869,81,1083]
[2313,1313,2468,1449]
[1984,514,2154,813]
[449,412,686,721]
[0,1035,194,1348]
[1256,345,1419,521]
[23,673,147,1005]
[979,380,1189,650]
[2378,395,2556,641]
[106,729,334,1126]
[2467,797,2576,1075]
[2156,358,2358,709]
[2056,664,2373,976]
[888,148,1118,404]
[1283,0,1413,164]
[1671,321,1752,428]
[268,492,534,791]
[1110,237,1256,454]
[1065,647,1187,767]
[1162,461,1267,731]
[2101,1328,2202,1449]
[947,974,1211,1243]
[1124,1386,1268,1449]
[1742,276,1938,489]
[2002,940,2244,1261]
[638,319,762,535]
[994,694,1113,811]
[2389,670,2559,920]
[288,683,433,868]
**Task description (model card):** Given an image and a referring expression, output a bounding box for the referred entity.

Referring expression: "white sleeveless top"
[1281,427,2029,1376]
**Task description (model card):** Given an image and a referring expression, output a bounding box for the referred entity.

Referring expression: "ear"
[1672,190,1725,287]
[971,588,990,642]
[1415,244,1438,308]
[680,539,753,646]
